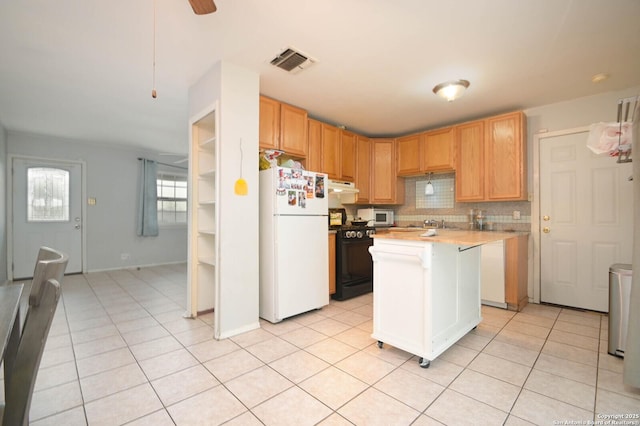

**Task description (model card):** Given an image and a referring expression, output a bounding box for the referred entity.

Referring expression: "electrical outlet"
[513,210,521,220]
[121,253,130,261]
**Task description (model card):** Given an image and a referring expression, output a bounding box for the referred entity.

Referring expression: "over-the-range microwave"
[357,208,394,227]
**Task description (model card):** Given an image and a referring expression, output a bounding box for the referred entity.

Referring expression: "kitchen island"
[369,229,526,368]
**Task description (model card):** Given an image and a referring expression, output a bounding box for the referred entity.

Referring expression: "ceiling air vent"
[270,47,317,74]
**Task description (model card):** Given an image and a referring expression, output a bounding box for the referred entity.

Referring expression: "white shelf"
[189,108,218,317]
[199,136,216,149]
[199,256,216,266]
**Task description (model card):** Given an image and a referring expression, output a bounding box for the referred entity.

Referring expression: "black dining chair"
[1,248,68,426]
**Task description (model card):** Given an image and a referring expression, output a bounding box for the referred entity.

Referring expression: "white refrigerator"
[259,166,329,323]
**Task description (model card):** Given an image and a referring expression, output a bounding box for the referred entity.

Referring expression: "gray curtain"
[624,102,640,388]
[136,159,159,237]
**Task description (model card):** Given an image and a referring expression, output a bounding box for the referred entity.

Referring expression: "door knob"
[543,227,550,233]
[543,215,550,221]
[75,224,81,230]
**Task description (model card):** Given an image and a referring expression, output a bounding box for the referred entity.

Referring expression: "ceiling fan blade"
[188,0,217,15]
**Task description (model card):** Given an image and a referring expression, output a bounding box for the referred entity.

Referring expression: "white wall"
[6,131,187,272]
[525,86,640,191]
[188,61,260,338]
[0,121,7,281]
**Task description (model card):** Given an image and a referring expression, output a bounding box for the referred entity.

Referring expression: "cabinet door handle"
[543,215,550,221]
[543,227,550,233]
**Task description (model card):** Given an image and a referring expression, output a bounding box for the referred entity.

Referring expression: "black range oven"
[332,225,375,301]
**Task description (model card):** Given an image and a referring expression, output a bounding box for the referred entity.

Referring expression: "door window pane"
[27,167,70,222]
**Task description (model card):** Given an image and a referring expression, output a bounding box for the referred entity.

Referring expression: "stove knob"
[346,231,354,238]
[356,231,363,238]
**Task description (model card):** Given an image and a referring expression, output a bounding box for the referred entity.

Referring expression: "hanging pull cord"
[151,0,157,99]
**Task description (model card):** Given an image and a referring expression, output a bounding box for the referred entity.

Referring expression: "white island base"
[369,238,482,368]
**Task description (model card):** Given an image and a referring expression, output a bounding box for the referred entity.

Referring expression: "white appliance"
[480,240,507,308]
[357,208,394,227]
[259,167,329,323]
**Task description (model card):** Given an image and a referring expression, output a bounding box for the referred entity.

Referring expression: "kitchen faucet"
[424,219,447,229]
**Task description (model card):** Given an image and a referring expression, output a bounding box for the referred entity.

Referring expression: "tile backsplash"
[397,173,531,232]
[339,173,531,232]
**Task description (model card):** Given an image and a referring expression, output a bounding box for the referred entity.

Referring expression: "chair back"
[29,247,68,307]
[2,279,62,426]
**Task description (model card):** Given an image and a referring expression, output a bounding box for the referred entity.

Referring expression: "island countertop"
[372,228,528,245]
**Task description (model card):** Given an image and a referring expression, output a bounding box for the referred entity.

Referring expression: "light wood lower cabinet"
[505,234,528,311]
[328,233,336,295]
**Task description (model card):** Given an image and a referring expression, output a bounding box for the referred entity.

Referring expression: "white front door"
[539,131,633,312]
[12,158,83,279]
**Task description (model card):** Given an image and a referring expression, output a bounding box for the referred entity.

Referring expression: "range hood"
[328,179,359,194]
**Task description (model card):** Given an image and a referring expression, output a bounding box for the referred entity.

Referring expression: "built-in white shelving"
[189,108,218,316]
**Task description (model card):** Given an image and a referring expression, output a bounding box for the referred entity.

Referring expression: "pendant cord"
[239,139,244,177]
[151,0,157,98]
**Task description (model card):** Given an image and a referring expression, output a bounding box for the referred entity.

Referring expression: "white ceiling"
[1,0,639,156]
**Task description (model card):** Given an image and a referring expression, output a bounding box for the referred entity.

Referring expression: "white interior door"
[539,131,633,311]
[12,158,83,279]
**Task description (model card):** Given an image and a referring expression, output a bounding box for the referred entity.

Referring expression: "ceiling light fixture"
[433,79,470,102]
[591,73,609,84]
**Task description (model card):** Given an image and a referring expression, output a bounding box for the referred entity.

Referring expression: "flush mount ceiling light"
[591,73,609,83]
[432,79,470,102]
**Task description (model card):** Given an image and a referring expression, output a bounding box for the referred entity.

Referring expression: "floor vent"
[270,47,316,74]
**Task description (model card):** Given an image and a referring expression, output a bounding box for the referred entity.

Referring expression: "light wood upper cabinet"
[370,139,404,205]
[355,135,371,204]
[259,96,308,158]
[306,119,322,172]
[341,130,356,181]
[396,134,422,176]
[455,121,485,201]
[397,128,455,176]
[422,127,455,172]
[259,96,280,151]
[455,111,526,202]
[280,103,308,157]
[321,123,341,179]
[485,111,526,201]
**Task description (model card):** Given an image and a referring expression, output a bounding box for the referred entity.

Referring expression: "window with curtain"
[157,172,187,225]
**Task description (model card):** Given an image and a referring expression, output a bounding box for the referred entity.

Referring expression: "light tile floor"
[3,264,640,425]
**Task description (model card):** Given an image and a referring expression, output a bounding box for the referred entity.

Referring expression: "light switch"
[88,197,97,206]
[513,210,520,220]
